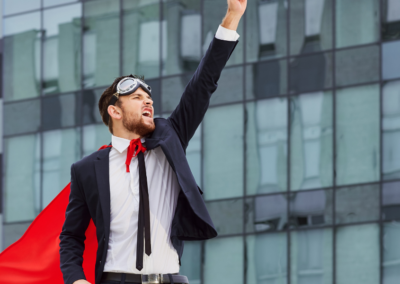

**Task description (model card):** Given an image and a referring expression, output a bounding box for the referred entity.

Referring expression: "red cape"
[0,183,98,284]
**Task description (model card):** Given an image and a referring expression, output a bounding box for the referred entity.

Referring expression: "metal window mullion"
[286,0,291,283]
[379,1,384,283]
[39,0,44,212]
[199,1,205,283]
[242,3,248,284]
[119,0,123,77]
[159,0,163,115]
[332,0,337,283]
[80,1,85,159]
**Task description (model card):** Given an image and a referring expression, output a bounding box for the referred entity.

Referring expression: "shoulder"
[72,148,108,172]
[155,117,170,126]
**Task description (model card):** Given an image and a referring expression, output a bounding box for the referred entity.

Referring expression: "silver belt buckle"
[142,274,162,284]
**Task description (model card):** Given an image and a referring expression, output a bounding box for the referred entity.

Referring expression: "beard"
[121,106,155,137]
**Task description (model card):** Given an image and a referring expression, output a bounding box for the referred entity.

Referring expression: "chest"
[108,147,180,210]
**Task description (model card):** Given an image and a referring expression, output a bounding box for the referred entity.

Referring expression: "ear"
[108,105,122,121]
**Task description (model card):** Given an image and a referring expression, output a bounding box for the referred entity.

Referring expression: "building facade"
[1,0,400,283]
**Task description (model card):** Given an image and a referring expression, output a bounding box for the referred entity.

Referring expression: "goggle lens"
[119,79,137,93]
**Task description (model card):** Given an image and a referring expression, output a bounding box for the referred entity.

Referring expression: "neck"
[113,128,141,140]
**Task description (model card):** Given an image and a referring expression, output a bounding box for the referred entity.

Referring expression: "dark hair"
[98,74,146,134]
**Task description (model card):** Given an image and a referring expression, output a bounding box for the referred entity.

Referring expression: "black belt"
[101,272,189,284]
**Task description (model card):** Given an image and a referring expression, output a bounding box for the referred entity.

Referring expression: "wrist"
[221,12,242,31]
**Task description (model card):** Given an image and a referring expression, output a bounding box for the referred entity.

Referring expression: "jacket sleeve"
[59,163,91,284]
[167,37,238,150]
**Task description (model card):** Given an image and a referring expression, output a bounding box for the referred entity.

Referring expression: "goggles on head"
[109,77,152,106]
[106,76,152,123]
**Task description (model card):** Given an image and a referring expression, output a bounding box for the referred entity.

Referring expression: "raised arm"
[59,164,91,284]
[168,0,247,149]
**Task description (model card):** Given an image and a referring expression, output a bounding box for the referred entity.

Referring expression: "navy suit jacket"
[59,37,238,284]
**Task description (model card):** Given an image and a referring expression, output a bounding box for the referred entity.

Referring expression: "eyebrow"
[132,93,152,100]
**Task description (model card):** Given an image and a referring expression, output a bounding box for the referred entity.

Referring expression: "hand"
[227,0,247,17]
[221,0,247,31]
[73,280,91,284]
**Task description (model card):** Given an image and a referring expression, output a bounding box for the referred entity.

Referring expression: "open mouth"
[142,110,152,118]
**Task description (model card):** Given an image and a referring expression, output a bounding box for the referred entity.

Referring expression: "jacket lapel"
[94,147,112,239]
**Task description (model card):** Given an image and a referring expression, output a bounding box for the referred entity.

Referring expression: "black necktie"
[136,150,152,271]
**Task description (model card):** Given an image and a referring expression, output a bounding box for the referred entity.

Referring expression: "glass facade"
[1,0,400,283]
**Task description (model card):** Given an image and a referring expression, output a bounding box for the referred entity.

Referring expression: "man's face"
[119,88,155,136]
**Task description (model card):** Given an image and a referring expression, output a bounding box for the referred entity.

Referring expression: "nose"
[144,97,153,106]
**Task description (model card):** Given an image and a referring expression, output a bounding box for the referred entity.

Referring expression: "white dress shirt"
[104,25,239,274]
[104,135,181,274]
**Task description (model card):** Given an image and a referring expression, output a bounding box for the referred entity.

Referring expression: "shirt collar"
[111,135,146,154]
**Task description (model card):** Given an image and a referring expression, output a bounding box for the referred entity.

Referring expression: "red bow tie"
[98,138,147,173]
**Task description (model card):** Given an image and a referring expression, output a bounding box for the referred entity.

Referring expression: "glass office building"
[1,0,400,283]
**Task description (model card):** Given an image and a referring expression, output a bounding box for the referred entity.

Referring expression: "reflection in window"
[335,45,379,87]
[82,124,111,157]
[289,52,332,94]
[206,198,243,235]
[43,4,82,94]
[383,223,400,283]
[42,128,81,208]
[82,88,104,124]
[290,92,333,190]
[3,0,40,16]
[382,0,400,41]
[44,0,78,8]
[382,41,400,80]
[291,229,333,284]
[83,0,120,88]
[335,184,380,224]
[42,93,80,130]
[123,0,161,79]
[203,104,243,200]
[246,0,287,62]
[162,73,194,113]
[336,84,380,186]
[336,224,379,284]
[4,99,41,136]
[245,194,288,233]
[289,189,333,228]
[335,0,379,48]
[382,182,400,221]
[210,66,243,105]
[180,241,201,284]
[290,0,333,55]
[246,99,287,194]
[246,233,287,284]
[204,237,243,284]
[246,59,287,99]
[4,222,32,250]
[3,12,41,101]
[163,0,201,76]
[186,126,201,186]
[203,0,243,65]
[4,134,41,222]
[383,80,400,180]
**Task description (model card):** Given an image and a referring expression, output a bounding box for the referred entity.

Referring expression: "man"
[59,1,247,284]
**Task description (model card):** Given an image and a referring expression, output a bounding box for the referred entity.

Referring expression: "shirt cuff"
[215,25,240,41]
